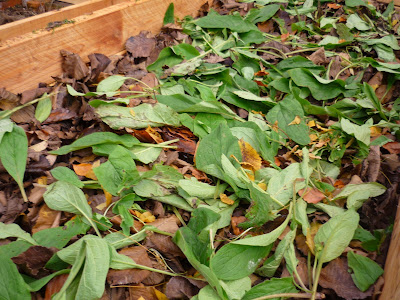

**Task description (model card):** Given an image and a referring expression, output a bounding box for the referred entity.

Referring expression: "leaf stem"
[253,292,325,300]
[18,182,28,202]
[311,260,323,300]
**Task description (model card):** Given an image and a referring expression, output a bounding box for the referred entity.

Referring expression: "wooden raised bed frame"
[0,0,399,299]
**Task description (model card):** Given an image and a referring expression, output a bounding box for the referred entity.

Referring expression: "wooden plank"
[61,0,92,4]
[0,0,129,42]
[377,0,400,5]
[0,0,210,93]
[380,201,400,300]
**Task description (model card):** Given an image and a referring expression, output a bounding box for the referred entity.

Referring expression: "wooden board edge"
[0,0,211,93]
[0,0,130,42]
[380,201,400,299]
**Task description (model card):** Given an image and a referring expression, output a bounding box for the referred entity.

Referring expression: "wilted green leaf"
[51,132,139,155]
[95,103,180,129]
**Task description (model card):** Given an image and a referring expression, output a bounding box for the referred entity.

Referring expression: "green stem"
[311,261,323,300]
[18,182,28,202]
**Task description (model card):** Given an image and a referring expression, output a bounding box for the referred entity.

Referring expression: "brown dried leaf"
[32,204,59,233]
[45,274,68,300]
[308,47,327,65]
[60,50,89,80]
[128,285,160,300]
[125,31,156,58]
[107,247,152,286]
[382,141,400,154]
[166,277,204,299]
[319,258,373,300]
[12,245,55,278]
[149,215,180,234]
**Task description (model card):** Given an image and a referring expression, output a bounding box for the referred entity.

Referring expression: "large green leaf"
[195,123,242,180]
[43,181,100,236]
[195,9,259,33]
[266,95,310,145]
[347,251,383,292]
[53,235,111,300]
[0,124,28,198]
[288,68,347,100]
[0,223,37,245]
[314,209,359,263]
[211,243,271,280]
[94,145,140,195]
[242,277,298,300]
[0,256,31,300]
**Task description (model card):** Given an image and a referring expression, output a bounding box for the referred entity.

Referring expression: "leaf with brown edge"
[298,187,325,204]
[239,139,262,171]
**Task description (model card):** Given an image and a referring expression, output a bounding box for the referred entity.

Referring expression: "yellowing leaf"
[134,211,156,223]
[129,109,136,117]
[37,176,47,185]
[306,222,322,254]
[370,84,379,91]
[370,126,381,137]
[257,182,267,191]
[104,189,113,207]
[145,126,164,143]
[308,120,316,127]
[238,139,262,171]
[220,193,235,205]
[155,289,169,300]
[309,134,318,142]
[288,115,301,125]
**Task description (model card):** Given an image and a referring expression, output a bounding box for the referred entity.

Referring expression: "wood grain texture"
[0,0,128,42]
[380,201,400,299]
[377,0,400,5]
[0,0,210,93]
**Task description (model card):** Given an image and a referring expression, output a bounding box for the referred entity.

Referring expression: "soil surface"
[0,1,71,25]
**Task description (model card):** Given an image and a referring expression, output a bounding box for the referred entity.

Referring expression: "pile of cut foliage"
[0,0,400,299]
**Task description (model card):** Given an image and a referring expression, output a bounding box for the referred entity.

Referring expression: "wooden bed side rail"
[0,0,210,94]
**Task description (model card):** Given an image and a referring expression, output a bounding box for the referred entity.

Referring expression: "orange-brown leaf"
[327,3,341,9]
[382,141,400,154]
[239,139,262,171]
[281,32,290,42]
[298,187,326,204]
[73,161,99,180]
